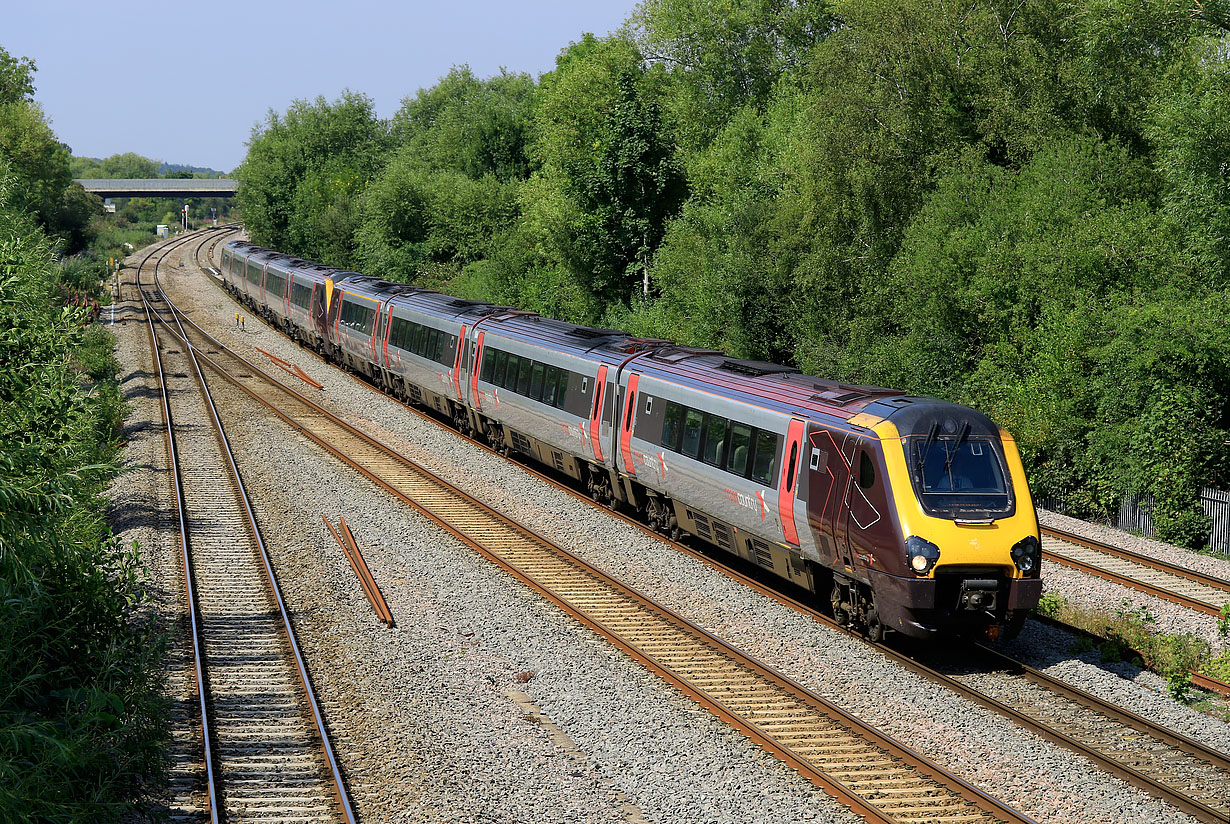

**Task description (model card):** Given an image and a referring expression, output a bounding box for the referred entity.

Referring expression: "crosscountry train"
[219,240,1043,641]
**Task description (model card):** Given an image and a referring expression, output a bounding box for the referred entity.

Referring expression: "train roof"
[224,242,999,434]
[476,311,672,364]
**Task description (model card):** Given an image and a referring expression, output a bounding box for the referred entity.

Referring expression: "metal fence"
[1040,488,1230,556]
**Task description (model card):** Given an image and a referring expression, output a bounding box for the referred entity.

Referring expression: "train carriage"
[238,247,285,309]
[464,316,636,488]
[378,292,489,424]
[280,261,335,347]
[613,351,799,572]
[219,240,258,295]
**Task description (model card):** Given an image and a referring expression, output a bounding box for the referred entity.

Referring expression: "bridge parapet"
[75,178,238,198]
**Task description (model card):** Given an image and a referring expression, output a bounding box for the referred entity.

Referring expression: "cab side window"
[859,450,876,489]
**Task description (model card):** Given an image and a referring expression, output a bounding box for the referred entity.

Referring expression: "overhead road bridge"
[75,178,238,198]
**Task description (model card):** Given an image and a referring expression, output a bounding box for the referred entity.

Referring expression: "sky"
[5,1,639,174]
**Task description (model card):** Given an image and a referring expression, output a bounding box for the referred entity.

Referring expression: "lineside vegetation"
[0,46,167,823]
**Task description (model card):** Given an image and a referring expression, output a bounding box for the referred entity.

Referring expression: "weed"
[1167,671,1194,702]
[1035,592,1067,618]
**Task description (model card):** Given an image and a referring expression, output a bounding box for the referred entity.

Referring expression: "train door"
[371,301,385,365]
[808,427,855,570]
[777,419,806,546]
[588,364,608,463]
[452,324,468,401]
[618,373,640,476]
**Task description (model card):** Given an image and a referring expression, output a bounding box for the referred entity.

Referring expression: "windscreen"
[906,436,1013,517]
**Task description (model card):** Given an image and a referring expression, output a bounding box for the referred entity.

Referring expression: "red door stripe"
[453,325,467,400]
[619,374,639,476]
[471,331,485,409]
[383,305,392,366]
[778,418,806,546]
[589,365,607,463]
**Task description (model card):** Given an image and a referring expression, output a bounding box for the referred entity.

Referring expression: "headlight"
[906,536,940,576]
[1010,536,1040,576]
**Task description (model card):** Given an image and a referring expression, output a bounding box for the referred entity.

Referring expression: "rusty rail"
[257,346,325,390]
[324,516,394,627]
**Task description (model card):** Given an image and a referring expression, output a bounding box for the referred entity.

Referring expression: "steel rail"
[323,516,394,627]
[135,234,222,824]
[1042,545,1223,616]
[283,352,1230,821]
[1041,526,1230,593]
[155,248,1035,824]
[179,233,1228,822]
[137,229,358,824]
[1041,526,1229,617]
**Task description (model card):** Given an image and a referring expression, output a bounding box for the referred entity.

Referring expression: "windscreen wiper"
[916,421,939,478]
[942,421,971,476]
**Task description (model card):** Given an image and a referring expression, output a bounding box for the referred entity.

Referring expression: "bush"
[0,187,166,822]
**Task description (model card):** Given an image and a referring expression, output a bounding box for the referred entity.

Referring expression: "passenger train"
[220,240,1043,641]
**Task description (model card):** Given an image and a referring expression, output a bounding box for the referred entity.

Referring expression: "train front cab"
[864,410,1042,640]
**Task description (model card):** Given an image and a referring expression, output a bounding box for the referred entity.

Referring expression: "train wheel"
[830,583,849,626]
[865,607,885,643]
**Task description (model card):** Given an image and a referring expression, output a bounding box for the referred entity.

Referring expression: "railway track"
[189,230,1230,823]
[1040,527,1230,616]
[133,230,355,823]
[176,230,1034,824]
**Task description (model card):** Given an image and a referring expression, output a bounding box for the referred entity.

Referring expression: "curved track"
[191,232,1230,822]
[134,229,355,823]
[183,231,1036,824]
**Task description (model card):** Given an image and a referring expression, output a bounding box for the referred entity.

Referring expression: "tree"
[629,0,835,148]
[0,46,35,105]
[0,47,98,250]
[392,66,537,181]
[529,35,686,303]
[98,152,161,179]
[236,91,390,264]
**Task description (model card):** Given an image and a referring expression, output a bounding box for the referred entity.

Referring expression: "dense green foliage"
[0,46,166,823]
[236,0,1230,548]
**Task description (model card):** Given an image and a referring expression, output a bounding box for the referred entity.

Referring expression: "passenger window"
[859,450,876,489]
[702,415,728,466]
[727,424,752,476]
[481,348,494,382]
[556,370,570,408]
[661,402,683,451]
[542,366,560,405]
[517,359,533,395]
[529,363,544,398]
[751,431,777,486]
[504,355,521,389]
[413,324,427,356]
[492,350,508,387]
[434,331,447,363]
[681,410,704,458]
